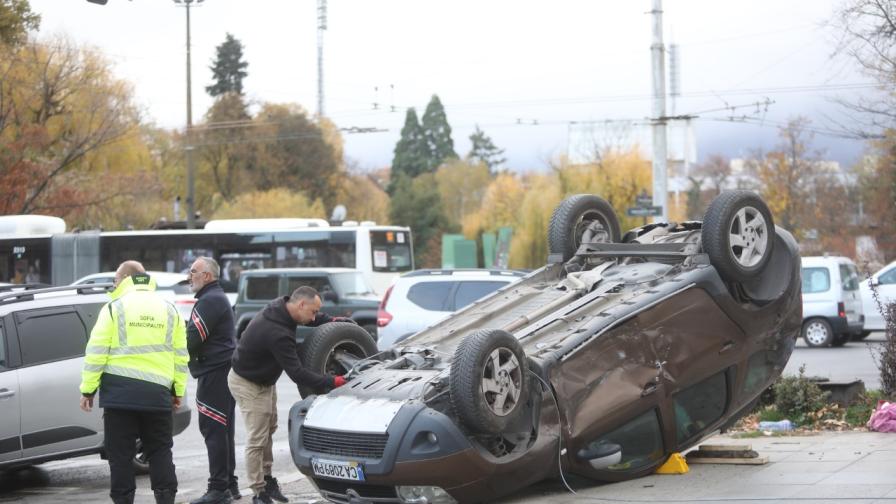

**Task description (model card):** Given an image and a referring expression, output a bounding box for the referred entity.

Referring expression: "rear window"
[286,276,330,295]
[839,264,859,291]
[407,281,456,311]
[452,281,509,310]
[802,267,830,293]
[16,308,87,366]
[245,276,279,301]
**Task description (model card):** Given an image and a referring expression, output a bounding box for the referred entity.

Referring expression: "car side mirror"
[322,290,338,303]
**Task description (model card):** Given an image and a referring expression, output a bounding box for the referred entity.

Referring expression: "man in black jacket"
[228,286,346,504]
[187,257,239,504]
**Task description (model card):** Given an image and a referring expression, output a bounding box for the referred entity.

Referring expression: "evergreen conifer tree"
[389,108,427,193]
[206,33,248,97]
[421,94,457,171]
[467,125,506,173]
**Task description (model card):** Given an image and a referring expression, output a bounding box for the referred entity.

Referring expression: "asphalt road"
[0,332,890,503]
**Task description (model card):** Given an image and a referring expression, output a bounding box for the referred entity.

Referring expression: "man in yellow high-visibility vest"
[79,260,188,504]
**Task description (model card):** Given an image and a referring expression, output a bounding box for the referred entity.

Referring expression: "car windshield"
[330,271,375,297]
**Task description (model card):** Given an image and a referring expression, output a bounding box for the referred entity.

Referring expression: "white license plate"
[311,458,366,481]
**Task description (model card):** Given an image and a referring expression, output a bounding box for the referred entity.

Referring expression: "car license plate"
[311,458,365,481]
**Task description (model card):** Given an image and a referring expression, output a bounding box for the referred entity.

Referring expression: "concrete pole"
[184,0,196,228]
[650,0,668,222]
[317,0,327,118]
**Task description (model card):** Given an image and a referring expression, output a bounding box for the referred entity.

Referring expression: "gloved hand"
[333,375,347,387]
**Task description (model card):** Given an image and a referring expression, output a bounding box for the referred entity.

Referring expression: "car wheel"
[802,318,833,347]
[133,441,150,475]
[449,329,529,434]
[548,194,621,262]
[361,323,378,341]
[298,322,377,397]
[701,190,775,283]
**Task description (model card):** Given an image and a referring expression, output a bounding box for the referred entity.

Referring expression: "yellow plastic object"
[655,452,690,474]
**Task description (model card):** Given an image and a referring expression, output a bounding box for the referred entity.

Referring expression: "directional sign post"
[626,206,663,217]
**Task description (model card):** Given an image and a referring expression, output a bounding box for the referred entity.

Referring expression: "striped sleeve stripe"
[197,399,227,418]
[197,404,227,426]
[191,311,208,341]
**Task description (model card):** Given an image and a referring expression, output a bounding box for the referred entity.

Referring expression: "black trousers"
[196,365,237,491]
[104,408,177,503]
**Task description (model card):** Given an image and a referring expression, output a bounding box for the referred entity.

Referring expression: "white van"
[801,256,864,347]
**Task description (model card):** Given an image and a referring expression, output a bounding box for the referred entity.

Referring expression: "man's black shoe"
[251,492,273,504]
[228,482,242,500]
[189,489,232,504]
[263,476,288,503]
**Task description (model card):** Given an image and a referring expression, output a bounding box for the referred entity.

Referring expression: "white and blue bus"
[0,216,413,296]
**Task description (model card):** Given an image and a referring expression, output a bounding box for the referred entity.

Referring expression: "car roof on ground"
[400,269,526,279]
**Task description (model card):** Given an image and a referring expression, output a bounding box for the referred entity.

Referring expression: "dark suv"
[0,284,191,472]
[234,268,380,339]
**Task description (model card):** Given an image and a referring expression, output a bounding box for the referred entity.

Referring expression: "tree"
[0,0,39,46]
[249,103,342,206]
[751,117,817,234]
[389,173,452,267]
[0,37,144,219]
[421,94,457,171]
[466,125,506,173]
[335,163,390,224]
[198,93,251,201]
[206,33,248,97]
[211,188,325,219]
[695,155,731,196]
[389,108,428,192]
[435,159,491,227]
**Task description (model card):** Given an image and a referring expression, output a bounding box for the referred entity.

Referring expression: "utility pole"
[317,0,327,118]
[175,0,203,229]
[650,0,668,222]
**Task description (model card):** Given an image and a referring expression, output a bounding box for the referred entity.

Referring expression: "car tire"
[133,441,150,475]
[701,190,775,283]
[449,329,529,434]
[802,318,833,348]
[548,194,621,262]
[298,322,377,397]
[361,323,378,341]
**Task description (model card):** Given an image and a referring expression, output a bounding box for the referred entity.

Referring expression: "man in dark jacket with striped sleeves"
[186,257,239,504]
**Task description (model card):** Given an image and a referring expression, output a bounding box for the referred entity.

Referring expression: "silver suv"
[0,284,191,472]
[376,269,526,350]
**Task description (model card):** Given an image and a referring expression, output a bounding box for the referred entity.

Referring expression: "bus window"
[0,238,50,284]
[370,230,412,272]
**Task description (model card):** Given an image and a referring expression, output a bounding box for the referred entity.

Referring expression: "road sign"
[636,195,653,207]
[626,206,663,217]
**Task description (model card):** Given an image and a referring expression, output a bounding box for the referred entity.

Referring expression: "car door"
[15,304,103,458]
[865,264,896,331]
[839,262,862,329]
[0,318,22,463]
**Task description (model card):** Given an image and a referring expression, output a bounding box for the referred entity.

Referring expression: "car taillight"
[377,285,394,327]
[837,301,846,318]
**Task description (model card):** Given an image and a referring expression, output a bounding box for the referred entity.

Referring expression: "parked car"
[286,191,801,504]
[800,256,864,347]
[72,271,196,320]
[0,284,191,473]
[376,269,526,350]
[859,259,896,337]
[233,268,379,339]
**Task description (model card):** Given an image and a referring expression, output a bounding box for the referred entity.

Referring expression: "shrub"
[772,364,830,426]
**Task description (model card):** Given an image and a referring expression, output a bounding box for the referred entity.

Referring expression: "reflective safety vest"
[80,274,188,399]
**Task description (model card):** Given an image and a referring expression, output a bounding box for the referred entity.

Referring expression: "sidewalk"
[497,431,896,503]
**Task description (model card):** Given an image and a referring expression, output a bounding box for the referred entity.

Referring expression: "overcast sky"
[29,0,874,171]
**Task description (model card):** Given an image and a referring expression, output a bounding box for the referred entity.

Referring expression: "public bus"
[0,216,414,296]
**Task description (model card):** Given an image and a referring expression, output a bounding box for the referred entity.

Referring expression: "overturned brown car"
[288,190,801,504]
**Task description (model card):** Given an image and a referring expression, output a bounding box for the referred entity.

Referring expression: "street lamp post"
[174,0,203,228]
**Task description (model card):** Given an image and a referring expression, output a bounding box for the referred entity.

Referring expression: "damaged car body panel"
[287,191,801,504]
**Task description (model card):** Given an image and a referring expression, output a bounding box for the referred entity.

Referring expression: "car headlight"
[396,485,457,504]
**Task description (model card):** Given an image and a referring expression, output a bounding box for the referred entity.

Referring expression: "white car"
[72,271,195,320]
[859,260,896,337]
[800,256,864,347]
[376,269,526,350]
